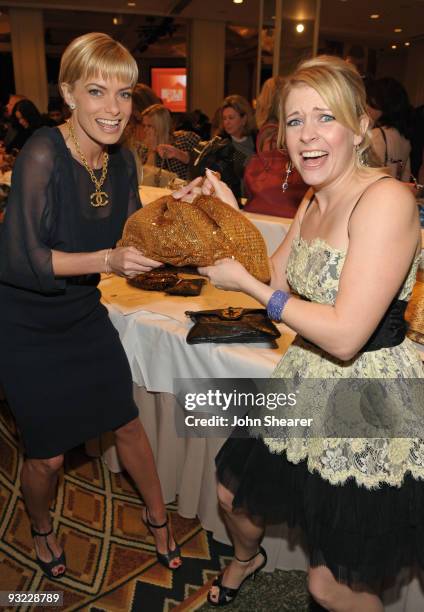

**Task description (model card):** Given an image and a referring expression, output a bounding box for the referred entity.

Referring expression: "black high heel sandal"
[207,545,267,607]
[31,525,66,580]
[142,508,182,570]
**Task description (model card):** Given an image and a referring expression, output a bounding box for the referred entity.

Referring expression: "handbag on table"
[185,307,281,346]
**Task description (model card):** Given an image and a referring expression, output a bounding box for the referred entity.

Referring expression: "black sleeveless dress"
[0,127,140,458]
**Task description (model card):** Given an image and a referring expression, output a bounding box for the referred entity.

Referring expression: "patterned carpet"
[0,399,309,611]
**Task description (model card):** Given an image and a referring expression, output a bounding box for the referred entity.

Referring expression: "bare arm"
[157,144,189,164]
[279,179,419,359]
[52,247,163,278]
[201,179,420,361]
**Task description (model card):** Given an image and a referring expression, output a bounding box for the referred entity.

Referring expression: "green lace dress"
[216,235,424,585]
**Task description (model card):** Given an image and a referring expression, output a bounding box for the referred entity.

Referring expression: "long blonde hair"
[255,76,284,128]
[278,55,374,169]
[140,104,172,148]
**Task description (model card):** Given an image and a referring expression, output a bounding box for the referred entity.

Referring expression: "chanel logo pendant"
[91,191,109,207]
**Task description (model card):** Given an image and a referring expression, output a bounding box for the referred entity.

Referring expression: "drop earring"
[282,160,293,192]
[355,144,368,167]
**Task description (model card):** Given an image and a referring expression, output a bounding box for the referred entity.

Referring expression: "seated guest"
[244,76,308,217]
[218,95,256,197]
[2,93,26,152]
[254,76,284,150]
[366,77,413,181]
[139,103,200,181]
[123,84,162,184]
[192,96,256,201]
[11,99,45,151]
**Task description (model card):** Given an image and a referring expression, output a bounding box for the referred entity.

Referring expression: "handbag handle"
[155,152,174,187]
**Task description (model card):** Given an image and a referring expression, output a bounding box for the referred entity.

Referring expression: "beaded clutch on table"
[118,195,271,283]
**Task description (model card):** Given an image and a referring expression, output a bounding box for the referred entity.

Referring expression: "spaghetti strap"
[299,193,316,232]
[347,175,391,237]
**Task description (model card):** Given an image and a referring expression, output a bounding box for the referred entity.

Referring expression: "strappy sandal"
[207,546,267,607]
[31,525,66,579]
[142,508,182,570]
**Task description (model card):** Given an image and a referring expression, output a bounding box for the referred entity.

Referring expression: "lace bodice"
[264,237,424,489]
[287,235,419,304]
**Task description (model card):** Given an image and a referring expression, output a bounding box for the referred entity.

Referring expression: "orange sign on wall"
[151,68,187,112]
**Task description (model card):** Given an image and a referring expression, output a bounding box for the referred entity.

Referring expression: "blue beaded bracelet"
[266,290,291,322]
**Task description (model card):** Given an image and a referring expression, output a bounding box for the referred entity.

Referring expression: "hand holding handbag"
[185,307,281,346]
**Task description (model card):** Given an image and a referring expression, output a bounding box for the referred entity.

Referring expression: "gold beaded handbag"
[119,194,271,283]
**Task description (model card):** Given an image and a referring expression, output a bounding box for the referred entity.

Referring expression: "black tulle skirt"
[216,435,424,586]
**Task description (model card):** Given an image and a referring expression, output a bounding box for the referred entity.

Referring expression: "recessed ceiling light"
[370,14,380,19]
[233,0,244,4]
[391,44,397,49]
[394,27,402,32]
[405,41,410,46]
[296,23,305,33]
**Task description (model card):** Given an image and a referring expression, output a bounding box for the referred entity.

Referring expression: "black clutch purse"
[185,307,281,346]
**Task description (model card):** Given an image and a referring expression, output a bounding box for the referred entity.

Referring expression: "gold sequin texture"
[119,195,271,283]
[405,274,424,345]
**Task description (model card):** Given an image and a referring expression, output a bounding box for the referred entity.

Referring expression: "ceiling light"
[370,14,380,19]
[394,27,402,32]
[391,44,397,49]
[405,41,410,46]
[128,1,136,5]
[233,0,244,4]
[296,23,305,33]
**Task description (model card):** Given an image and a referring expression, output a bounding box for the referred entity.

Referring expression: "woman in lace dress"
[178,56,424,610]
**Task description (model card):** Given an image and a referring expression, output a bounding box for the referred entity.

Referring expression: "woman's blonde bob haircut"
[278,55,373,169]
[59,32,138,93]
[141,104,172,147]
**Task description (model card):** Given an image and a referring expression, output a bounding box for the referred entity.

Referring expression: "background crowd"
[1,65,423,224]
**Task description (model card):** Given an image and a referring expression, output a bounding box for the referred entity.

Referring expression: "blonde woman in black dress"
[0,33,181,578]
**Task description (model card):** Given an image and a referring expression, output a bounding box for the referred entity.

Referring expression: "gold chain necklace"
[67,119,110,207]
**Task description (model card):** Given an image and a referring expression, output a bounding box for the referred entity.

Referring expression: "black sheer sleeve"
[122,147,142,215]
[0,129,65,294]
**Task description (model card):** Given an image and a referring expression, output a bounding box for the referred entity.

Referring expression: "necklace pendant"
[90,191,109,207]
